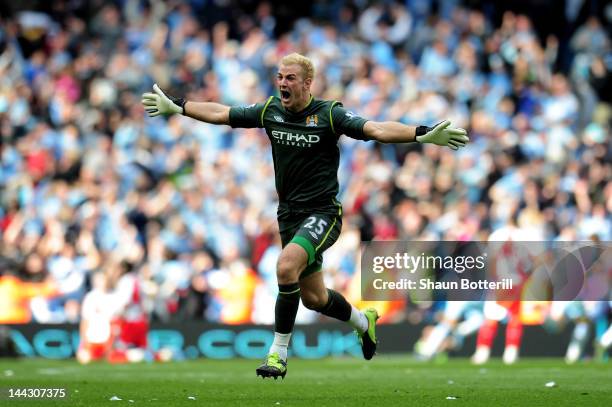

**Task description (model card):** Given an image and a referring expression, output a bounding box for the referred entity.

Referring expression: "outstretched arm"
[364,120,469,150]
[363,121,419,143]
[141,84,230,125]
[331,104,469,150]
[184,101,230,125]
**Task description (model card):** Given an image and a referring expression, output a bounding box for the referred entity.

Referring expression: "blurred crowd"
[0,0,611,328]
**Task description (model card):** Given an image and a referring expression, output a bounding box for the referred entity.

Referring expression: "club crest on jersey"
[274,115,284,122]
[305,115,318,127]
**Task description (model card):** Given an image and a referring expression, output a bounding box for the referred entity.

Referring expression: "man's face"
[277,64,311,111]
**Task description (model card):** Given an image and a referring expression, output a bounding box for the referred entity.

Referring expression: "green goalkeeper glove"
[141,84,186,117]
[415,120,469,150]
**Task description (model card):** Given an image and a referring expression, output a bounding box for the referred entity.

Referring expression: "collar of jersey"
[282,95,314,117]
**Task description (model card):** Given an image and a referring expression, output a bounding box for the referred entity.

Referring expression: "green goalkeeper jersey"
[229,96,369,205]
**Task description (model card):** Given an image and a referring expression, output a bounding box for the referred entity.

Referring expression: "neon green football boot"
[256,353,287,380]
[358,308,380,360]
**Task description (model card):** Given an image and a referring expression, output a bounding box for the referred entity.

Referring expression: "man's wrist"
[169,96,186,115]
[415,125,431,142]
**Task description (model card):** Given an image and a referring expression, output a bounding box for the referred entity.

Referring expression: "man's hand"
[141,84,186,117]
[416,120,469,150]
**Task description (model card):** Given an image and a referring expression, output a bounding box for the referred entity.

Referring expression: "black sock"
[274,283,300,334]
[318,289,351,322]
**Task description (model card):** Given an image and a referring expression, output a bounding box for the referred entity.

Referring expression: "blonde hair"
[280,53,315,80]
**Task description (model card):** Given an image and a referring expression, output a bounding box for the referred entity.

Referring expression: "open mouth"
[280,89,291,102]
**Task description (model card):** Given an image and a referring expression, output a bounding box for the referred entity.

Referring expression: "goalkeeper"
[142,53,468,379]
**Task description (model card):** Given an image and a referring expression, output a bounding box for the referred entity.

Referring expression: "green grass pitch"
[0,357,610,406]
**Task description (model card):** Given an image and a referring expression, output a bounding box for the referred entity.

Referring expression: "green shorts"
[278,202,343,279]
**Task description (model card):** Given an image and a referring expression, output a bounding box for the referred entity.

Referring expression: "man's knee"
[276,244,309,283]
[276,255,301,283]
[301,289,328,310]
